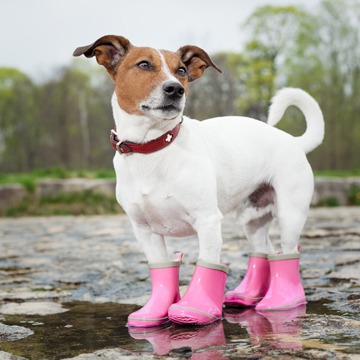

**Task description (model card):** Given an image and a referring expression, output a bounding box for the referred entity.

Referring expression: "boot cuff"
[249,252,268,259]
[196,259,228,274]
[149,252,183,269]
[268,253,300,261]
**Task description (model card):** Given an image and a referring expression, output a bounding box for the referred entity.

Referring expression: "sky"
[0,0,320,80]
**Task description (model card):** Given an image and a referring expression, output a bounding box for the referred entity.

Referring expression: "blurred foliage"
[0,60,114,172]
[0,0,359,173]
[0,166,115,188]
[348,185,360,205]
[2,190,121,217]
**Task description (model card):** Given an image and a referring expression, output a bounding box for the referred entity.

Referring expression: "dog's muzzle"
[163,81,185,101]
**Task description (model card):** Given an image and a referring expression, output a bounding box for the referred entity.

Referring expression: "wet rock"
[0,301,68,315]
[0,323,34,342]
[63,348,174,359]
[301,313,360,344]
[0,290,72,302]
[0,352,28,360]
[169,346,192,357]
[0,207,360,359]
[328,262,360,281]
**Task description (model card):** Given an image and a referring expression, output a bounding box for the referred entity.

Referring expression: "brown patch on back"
[249,183,275,209]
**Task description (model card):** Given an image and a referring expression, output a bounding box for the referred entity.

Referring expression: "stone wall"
[312,177,360,206]
[1,177,360,211]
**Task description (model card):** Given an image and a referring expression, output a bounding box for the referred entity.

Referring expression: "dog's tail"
[267,88,324,154]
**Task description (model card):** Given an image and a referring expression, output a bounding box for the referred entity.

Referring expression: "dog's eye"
[137,60,152,70]
[177,66,187,77]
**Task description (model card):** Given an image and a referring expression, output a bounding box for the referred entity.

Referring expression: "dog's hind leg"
[255,174,312,311]
[275,167,313,255]
[224,212,273,307]
[244,212,274,254]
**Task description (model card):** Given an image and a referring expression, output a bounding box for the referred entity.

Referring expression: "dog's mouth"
[142,104,180,113]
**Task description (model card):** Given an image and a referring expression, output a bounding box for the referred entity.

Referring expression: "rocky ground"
[0,207,360,359]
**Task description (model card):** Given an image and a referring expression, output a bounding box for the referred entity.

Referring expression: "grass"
[348,185,360,206]
[0,167,115,192]
[3,191,122,217]
[314,169,360,177]
[0,167,119,217]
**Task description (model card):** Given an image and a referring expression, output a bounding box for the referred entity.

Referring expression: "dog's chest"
[114,156,196,236]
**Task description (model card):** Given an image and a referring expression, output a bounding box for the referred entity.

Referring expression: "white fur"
[268,88,324,154]
[112,80,324,264]
[157,50,181,84]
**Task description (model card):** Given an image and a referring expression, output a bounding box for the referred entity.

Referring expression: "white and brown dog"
[74,35,324,327]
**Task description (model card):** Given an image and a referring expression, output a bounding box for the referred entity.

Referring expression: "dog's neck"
[111,93,183,144]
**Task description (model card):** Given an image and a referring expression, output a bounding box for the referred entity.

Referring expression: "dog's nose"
[163,81,185,99]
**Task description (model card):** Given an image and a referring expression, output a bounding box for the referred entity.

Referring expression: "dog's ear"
[177,45,222,82]
[73,35,132,80]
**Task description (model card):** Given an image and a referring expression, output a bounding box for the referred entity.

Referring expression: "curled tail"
[268,88,324,154]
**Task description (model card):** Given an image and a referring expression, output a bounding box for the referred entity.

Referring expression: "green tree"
[37,60,114,170]
[238,0,360,170]
[282,0,360,169]
[238,5,307,120]
[0,68,39,171]
[185,52,244,120]
[0,62,114,173]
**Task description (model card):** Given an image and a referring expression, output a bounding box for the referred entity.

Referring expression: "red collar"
[110,121,182,154]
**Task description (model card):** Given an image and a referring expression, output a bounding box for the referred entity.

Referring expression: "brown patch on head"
[115,48,189,115]
[177,45,222,82]
[160,50,189,95]
[249,183,275,209]
[114,47,164,115]
[73,35,131,80]
[74,35,221,117]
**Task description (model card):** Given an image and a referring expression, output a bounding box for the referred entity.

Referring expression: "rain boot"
[255,253,306,311]
[127,253,183,327]
[224,253,270,307]
[168,259,228,325]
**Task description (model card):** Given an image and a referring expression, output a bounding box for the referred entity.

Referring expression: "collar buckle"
[116,142,132,154]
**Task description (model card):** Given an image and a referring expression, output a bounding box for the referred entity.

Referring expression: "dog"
[73,35,324,327]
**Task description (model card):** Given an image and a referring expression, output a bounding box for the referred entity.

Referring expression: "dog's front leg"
[168,211,228,325]
[127,224,182,328]
[195,213,223,264]
[132,224,169,263]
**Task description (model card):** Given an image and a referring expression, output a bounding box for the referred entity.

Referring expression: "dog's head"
[73,35,221,121]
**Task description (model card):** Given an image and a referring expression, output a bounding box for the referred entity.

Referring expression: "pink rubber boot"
[127,253,183,327]
[224,253,270,307]
[168,260,228,325]
[255,253,306,311]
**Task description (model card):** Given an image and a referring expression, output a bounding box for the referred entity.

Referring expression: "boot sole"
[255,297,307,311]
[127,316,169,328]
[224,294,263,307]
[168,305,220,325]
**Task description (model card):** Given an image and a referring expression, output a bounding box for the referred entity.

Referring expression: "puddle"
[0,302,142,359]
[1,300,360,359]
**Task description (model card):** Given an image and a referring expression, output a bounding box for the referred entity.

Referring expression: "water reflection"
[224,306,306,350]
[128,306,306,356]
[129,320,226,358]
